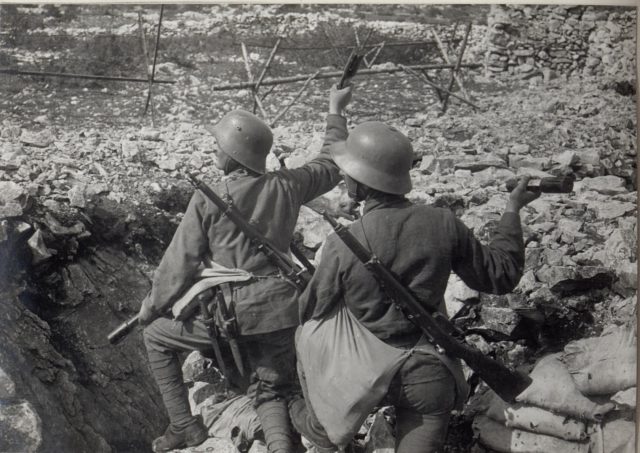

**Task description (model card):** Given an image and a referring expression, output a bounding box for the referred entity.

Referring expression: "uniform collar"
[362,194,411,215]
[221,168,258,182]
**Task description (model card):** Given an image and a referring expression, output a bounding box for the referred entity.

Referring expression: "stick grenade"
[337,51,364,89]
[506,176,575,193]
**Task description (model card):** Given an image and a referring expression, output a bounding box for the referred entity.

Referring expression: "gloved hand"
[506,175,541,213]
[137,294,158,327]
[329,83,353,116]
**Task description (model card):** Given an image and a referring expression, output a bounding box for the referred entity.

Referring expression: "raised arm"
[284,84,353,203]
[452,176,540,294]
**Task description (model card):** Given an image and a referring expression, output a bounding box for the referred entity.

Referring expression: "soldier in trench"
[289,122,540,453]
[137,84,353,453]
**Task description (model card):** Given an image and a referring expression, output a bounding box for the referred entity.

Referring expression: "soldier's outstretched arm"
[452,176,540,295]
[283,84,354,204]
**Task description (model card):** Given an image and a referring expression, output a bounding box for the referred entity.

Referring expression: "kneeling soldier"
[138,85,353,453]
[292,122,539,453]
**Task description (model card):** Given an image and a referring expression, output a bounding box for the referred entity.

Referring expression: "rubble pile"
[485,5,636,82]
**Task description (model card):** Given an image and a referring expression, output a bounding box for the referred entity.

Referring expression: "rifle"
[187,172,311,292]
[321,212,532,403]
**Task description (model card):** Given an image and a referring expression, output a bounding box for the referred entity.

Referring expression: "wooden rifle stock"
[321,212,532,403]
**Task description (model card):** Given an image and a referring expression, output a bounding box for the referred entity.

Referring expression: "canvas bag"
[295,301,411,448]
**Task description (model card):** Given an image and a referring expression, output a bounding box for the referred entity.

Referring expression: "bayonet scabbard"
[216,290,245,377]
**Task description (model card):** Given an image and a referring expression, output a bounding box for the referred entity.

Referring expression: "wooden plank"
[432,28,470,101]
[270,70,320,127]
[442,23,472,113]
[211,63,483,91]
[144,5,164,116]
[401,64,481,111]
[240,42,269,118]
[138,12,156,122]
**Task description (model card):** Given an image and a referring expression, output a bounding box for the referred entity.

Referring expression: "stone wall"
[485,5,636,81]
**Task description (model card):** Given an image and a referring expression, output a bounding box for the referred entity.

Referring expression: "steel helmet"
[207,110,273,174]
[331,121,413,195]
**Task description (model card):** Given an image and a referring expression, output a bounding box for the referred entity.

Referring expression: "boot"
[152,417,208,452]
[256,399,297,453]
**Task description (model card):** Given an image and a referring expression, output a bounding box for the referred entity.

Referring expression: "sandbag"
[516,354,614,421]
[589,418,636,453]
[296,302,410,448]
[611,387,636,410]
[486,394,587,441]
[473,415,590,453]
[562,324,636,396]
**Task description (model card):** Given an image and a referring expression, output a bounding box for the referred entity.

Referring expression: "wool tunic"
[143,114,348,335]
[300,195,525,340]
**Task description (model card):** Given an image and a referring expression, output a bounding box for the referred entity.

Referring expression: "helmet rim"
[331,139,413,195]
[205,110,272,174]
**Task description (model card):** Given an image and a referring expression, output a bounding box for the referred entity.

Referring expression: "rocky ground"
[0,4,636,453]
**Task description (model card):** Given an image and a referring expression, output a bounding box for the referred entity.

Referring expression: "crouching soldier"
[138,84,353,453]
[290,122,540,453]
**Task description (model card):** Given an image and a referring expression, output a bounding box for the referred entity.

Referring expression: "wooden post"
[365,42,385,68]
[211,63,483,91]
[441,22,472,113]
[138,12,155,123]
[252,37,281,112]
[270,70,320,127]
[144,5,164,116]
[432,28,470,102]
[400,65,481,111]
[240,42,269,118]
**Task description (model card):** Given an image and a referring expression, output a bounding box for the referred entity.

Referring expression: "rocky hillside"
[0,4,636,453]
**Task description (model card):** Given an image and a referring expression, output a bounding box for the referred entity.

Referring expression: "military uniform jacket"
[300,195,525,340]
[144,114,348,335]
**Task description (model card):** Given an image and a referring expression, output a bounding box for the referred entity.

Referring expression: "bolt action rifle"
[108,173,314,345]
[321,211,533,403]
[187,172,311,292]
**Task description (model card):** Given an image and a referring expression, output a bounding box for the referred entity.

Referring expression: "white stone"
[0,401,42,453]
[578,175,627,195]
[120,140,140,159]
